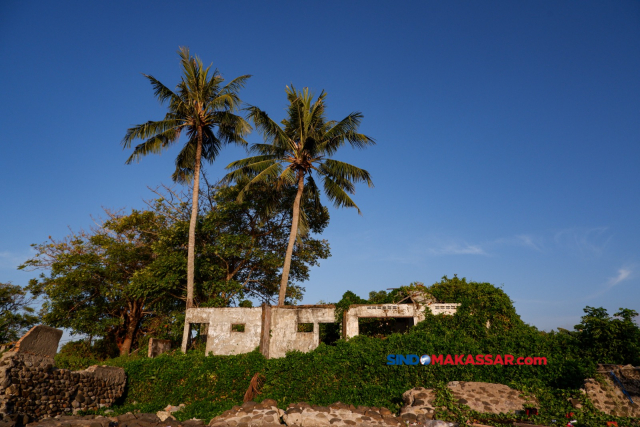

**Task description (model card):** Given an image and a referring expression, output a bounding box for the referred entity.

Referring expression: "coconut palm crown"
[121,47,251,310]
[224,85,375,306]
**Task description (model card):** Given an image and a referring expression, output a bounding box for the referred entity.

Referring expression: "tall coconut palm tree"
[122,47,251,310]
[224,86,375,306]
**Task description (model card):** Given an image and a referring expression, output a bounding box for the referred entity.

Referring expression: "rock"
[155,412,175,422]
[281,402,400,426]
[182,419,204,427]
[401,382,536,416]
[584,364,640,417]
[209,401,284,427]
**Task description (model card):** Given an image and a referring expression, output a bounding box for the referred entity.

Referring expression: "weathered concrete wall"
[427,303,461,316]
[0,326,125,421]
[343,303,460,339]
[183,301,459,358]
[182,307,262,355]
[267,306,335,359]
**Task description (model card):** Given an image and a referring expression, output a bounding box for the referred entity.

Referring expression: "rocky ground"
[0,402,460,427]
[0,412,206,427]
[3,374,638,427]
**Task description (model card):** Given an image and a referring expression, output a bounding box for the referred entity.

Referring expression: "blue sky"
[1,0,639,333]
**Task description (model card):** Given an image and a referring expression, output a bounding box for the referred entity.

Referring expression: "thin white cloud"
[553,226,611,257]
[607,268,632,288]
[583,266,635,300]
[0,251,22,270]
[428,242,487,256]
[514,234,544,252]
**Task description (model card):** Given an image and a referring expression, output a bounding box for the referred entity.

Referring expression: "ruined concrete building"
[181,299,460,359]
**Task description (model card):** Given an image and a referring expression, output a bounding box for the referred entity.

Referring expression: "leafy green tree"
[20,183,331,354]
[574,306,640,365]
[21,210,181,356]
[150,182,331,307]
[0,282,39,344]
[122,47,251,310]
[225,86,374,305]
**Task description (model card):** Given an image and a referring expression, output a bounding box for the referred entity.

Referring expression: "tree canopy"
[122,47,251,311]
[0,282,39,344]
[225,85,374,305]
[20,183,331,355]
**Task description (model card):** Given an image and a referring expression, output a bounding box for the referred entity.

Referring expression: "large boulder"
[401,381,536,418]
[282,401,400,426]
[208,400,283,427]
[584,365,640,417]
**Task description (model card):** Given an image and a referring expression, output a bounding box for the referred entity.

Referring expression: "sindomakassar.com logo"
[387,354,547,366]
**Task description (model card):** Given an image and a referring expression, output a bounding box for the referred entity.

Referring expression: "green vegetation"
[0,282,38,344]
[56,277,639,427]
[20,183,330,355]
[224,85,374,305]
[5,48,638,427]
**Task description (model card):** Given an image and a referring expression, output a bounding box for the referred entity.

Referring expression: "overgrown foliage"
[572,306,640,366]
[0,282,39,344]
[64,278,639,427]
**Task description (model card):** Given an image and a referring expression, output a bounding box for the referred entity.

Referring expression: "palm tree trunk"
[278,172,304,306]
[186,126,203,309]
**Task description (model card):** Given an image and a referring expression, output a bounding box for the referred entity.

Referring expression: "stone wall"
[0,326,125,422]
[584,365,640,417]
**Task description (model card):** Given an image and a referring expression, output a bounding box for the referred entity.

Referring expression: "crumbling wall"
[343,304,425,339]
[182,307,262,355]
[182,301,459,359]
[268,306,335,359]
[0,326,125,421]
[343,302,460,339]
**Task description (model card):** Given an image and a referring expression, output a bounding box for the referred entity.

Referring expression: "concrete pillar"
[343,309,359,339]
[181,321,191,353]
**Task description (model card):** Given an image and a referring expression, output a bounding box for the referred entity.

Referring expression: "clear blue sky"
[1,0,639,332]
